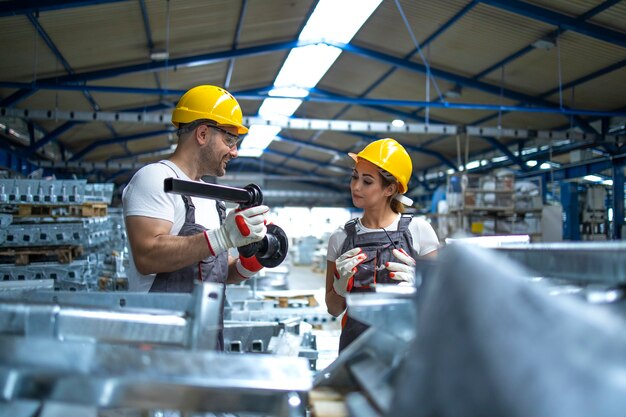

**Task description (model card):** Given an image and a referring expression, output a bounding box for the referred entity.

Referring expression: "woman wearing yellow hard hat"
[324,138,440,352]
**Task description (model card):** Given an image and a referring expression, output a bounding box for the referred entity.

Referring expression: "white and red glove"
[235,254,264,279]
[333,247,367,297]
[204,205,269,256]
[385,248,416,286]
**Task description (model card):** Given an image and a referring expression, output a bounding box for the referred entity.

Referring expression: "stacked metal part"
[314,241,626,417]
[0,178,127,290]
[225,285,322,370]
[0,283,312,416]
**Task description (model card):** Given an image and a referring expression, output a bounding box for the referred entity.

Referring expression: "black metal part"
[255,223,289,268]
[164,178,263,207]
[164,178,287,267]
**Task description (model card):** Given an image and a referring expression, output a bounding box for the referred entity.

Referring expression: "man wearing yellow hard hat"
[122,85,267,349]
[324,138,440,351]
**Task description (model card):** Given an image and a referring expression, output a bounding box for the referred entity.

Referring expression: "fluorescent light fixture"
[583,175,603,182]
[531,37,556,51]
[274,45,342,89]
[526,160,537,167]
[444,84,463,99]
[466,160,480,170]
[608,208,614,221]
[392,119,405,128]
[492,156,508,163]
[602,179,614,186]
[446,168,455,175]
[239,0,383,156]
[539,162,552,170]
[481,160,488,166]
[239,125,282,157]
[299,0,383,43]
[150,49,169,61]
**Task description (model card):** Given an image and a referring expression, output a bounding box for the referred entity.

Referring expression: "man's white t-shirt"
[326,214,439,262]
[122,160,221,292]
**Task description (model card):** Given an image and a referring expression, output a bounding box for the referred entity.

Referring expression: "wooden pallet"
[98,276,129,291]
[309,388,350,417]
[0,245,83,265]
[259,290,320,308]
[17,203,108,218]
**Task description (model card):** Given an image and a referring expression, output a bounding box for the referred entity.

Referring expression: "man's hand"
[205,205,269,256]
[333,247,367,297]
[235,254,264,279]
[386,248,416,285]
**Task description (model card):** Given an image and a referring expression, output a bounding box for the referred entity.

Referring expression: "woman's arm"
[325,260,347,317]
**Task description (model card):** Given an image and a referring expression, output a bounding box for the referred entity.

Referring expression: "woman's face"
[350,159,395,209]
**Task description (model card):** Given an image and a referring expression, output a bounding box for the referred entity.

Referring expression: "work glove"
[333,247,367,297]
[235,254,264,279]
[204,205,269,256]
[386,248,416,286]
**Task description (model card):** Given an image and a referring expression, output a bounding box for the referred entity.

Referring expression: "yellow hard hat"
[349,138,412,193]
[171,85,248,134]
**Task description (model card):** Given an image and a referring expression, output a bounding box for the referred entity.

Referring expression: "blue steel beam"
[517,152,626,182]
[425,1,623,141]
[70,128,173,161]
[28,121,82,153]
[26,13,118,143]
[263,148,339,172]
[479,0,626,48]
[479,136,526,170]
[310,87,449,124]
[224,0,248,89]
[138,0,164,90]
[16,81,620,117]
[50,39,314,85]
[0,40,314,107]
[473,0,621,79]
[329,1,478,125]
[138,0,154,51]
[0,0,127,17]
[0,78,550,122]
[324,41,592,113]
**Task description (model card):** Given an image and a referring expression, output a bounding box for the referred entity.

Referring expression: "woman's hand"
[333,247,367,296]
[386,248,416,285]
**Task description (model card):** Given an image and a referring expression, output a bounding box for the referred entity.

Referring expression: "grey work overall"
[150,163,228,350]
[338,214,417,352]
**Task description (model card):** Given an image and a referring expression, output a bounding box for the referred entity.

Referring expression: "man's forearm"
[132,232,211,275]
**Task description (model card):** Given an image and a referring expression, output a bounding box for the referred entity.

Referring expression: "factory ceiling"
[0,0,625,207]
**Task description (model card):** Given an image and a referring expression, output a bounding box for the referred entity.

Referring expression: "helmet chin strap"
[395,194,413,206]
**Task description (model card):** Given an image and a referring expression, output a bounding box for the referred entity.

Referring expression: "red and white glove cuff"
[235,256,263,279]
[204,229,227,257]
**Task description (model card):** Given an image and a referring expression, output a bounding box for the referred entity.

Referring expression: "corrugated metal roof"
[0,0,624,198]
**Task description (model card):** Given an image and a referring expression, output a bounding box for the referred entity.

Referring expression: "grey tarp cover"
[390,243,626,417]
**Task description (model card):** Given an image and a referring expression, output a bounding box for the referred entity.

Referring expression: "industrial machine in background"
[561,182,610,241]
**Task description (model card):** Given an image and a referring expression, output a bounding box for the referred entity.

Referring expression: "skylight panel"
[238,0,383,157]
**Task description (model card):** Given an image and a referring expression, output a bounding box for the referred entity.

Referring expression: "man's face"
[199,124,239,177]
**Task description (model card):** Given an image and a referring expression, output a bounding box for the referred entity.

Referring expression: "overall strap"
[159,161,192,208]
[398,213,413,231]
[340,218,359,254]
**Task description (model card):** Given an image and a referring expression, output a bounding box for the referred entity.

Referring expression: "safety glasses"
[208,125,241,148]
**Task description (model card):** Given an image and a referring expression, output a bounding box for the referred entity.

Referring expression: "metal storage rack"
[444,171,516,237]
